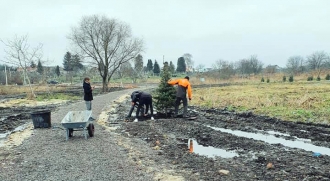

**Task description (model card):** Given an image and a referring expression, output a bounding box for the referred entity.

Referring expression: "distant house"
[197,68,213,73]
[264,65,283,74]
[17,67,37,72]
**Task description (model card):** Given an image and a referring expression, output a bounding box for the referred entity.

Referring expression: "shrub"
[282,76,286,82]
[317,76,321,81]
[325,74,330,80]
[289,75,294,82]
[266,78,270,83]
[261,77,265,82]
[307,76,313,81]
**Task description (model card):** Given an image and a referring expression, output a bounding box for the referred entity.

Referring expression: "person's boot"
[174,105,179,118]
[183,106,188,118]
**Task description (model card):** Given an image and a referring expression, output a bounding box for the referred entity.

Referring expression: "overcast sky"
[1,0,330,68]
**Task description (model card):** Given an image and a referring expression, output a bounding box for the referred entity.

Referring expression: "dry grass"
[0,84,69,95]
[191,81,330,124]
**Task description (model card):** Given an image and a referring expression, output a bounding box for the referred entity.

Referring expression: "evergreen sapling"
[154,62,176,117]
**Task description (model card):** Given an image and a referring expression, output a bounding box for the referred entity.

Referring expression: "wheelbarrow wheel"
[88,124,94,137]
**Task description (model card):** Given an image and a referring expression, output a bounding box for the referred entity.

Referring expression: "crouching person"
[132,91,154,122]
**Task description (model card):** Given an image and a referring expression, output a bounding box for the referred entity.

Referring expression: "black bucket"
[30,110,51,128]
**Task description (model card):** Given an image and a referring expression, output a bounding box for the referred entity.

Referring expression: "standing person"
[168,76,192,118]
[126,90,141,118]
[132,91,154,122]
[83,77,95,120]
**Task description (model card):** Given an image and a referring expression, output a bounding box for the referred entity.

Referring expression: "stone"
[218,169,230,175]
[266,162,274,169]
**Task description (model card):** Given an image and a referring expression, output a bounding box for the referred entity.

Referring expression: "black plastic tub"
[30,110,51,128]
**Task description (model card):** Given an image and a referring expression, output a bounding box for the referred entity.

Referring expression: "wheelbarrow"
[61,110,94,141]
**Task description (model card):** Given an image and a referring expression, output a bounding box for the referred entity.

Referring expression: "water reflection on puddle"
[0,123,29,148]
[0,133,9,147]
[188,139,238,158]
[207,125,330,156]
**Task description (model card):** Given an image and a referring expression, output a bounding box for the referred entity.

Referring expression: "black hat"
[184,76,189,80]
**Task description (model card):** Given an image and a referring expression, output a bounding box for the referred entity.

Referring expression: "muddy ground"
[109,99,330,181]
[1,86,330,180]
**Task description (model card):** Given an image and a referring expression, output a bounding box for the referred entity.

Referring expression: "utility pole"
[5,65,8,86]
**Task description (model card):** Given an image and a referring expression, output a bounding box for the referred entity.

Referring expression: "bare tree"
[307,51,329,76]
[236,59,250,77]
[183,53,194,72]
[286,56,305,75]
[213,59,235,79]
[249,55,263,75]
[69,15,144,92]
[195,64,205,72]
[1,35,43,98]
[235,55,263,77]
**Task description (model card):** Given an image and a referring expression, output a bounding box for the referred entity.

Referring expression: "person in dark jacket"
[83,77,94,110]
[168,76,192,118]
[131,91,154,122]
[83,77,96,121]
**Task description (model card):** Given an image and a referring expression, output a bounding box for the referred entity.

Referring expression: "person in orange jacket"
[167,76,192,118]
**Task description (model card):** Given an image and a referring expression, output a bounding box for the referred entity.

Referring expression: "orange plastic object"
[189,140,194,153]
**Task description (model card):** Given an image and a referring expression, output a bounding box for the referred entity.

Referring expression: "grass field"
[190,81,330,124]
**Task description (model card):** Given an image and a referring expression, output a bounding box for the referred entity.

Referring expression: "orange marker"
[189,140,194,153]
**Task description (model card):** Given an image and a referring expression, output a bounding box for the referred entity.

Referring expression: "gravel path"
[0,89,156,181]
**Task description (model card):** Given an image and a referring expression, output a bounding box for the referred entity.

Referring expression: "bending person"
[132,91,154,122]
[126,90,141,118]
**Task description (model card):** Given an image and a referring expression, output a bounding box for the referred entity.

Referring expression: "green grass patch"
[191,81,330,124]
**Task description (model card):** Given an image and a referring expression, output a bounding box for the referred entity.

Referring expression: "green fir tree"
[55,65,60,77]
[154,62,177,116]
[153,60,160,75]
[147,59,153,72]
[37,60,44,74]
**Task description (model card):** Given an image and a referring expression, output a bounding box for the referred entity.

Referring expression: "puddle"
[266,130,290,137]
[265,130,310,142]
[0,123,30,148]
[188,139,238,158]
[12,124,29,133]
[300,130,308,133]
[0,139,4,147]
[207,126,330,156]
